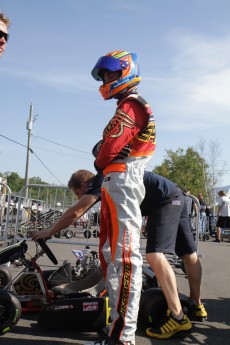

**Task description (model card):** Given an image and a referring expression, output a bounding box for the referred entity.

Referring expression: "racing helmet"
[91,50,141,100]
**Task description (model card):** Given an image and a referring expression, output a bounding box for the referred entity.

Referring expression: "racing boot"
[195,303,208,321]
[146,309,192,339]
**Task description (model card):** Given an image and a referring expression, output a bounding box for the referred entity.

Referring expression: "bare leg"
[182,252,202,305]
[216,227,222,241]
[146,252,183,319]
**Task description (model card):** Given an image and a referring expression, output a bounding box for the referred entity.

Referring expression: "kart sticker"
[46,304,74,311]
[83,301,99,312]
[72,250,85,260]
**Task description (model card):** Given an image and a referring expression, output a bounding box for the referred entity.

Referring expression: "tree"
[196,138,228,206]
[2,172,25,192]
[0,171,73,206]
[30,176,45,184]
[153,147,209,197]
[0,172,50,192]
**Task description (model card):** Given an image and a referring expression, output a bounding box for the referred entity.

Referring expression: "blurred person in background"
[214,190,230,242]
[197,192,208,239]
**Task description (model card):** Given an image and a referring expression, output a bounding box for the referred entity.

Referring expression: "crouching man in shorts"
[142,171,207,339]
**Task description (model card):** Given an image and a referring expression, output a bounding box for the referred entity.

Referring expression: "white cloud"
[189,68,230,108]
[144,31,230,131]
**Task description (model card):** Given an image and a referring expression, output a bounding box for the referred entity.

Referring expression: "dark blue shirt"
[85,174,103,198]
[86,171,181,216]
[140,171,181,215]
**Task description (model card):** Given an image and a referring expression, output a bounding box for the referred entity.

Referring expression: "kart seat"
[48,262,72,285]
[52,266,104,296]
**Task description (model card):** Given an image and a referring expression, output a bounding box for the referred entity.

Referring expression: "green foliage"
[0,171,49,192]
[153,147,209,197]
[29,176,45,184]
[1,171,25,192]
[0,171,74,207]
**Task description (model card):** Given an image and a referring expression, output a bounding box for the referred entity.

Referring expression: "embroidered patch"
[172,200,181,206]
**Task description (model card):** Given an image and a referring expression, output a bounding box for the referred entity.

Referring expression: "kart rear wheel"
[93,229,99,238]
[0,266,12,288]
[65,230,73,239]
[138,287,167,326]
[84,230,91,239]
[0,290,22,335]
[179,293,196,318]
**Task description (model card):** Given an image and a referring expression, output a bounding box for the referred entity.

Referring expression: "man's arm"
[193,202,198,217]
[31,194,99,241]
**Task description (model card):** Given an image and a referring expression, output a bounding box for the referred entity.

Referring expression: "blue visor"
[91,56,126,81]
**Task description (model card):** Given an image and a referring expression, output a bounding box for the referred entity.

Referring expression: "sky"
[0,0,230,187]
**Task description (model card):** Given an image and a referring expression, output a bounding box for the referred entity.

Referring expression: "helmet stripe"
[113,51,129,59]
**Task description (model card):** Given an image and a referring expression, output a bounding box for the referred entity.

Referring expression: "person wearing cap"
[0,12,10,57]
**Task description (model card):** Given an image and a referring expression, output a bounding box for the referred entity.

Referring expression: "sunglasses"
[0,30,9,42]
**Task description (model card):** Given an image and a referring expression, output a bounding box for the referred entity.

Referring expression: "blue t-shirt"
[140,171,181,215]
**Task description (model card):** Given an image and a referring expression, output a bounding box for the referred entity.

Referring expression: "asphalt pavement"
[1,238,230,345]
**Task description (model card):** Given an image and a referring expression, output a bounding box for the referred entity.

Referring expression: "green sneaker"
[146,309,192,339]
[195,304,207,321]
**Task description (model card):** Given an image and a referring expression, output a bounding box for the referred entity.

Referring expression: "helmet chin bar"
[99,75,141,100]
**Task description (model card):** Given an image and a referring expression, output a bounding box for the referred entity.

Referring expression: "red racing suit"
[95,93,156,344]
[95,94,155,169]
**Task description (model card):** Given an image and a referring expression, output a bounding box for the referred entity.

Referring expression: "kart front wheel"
[0,290,22,335]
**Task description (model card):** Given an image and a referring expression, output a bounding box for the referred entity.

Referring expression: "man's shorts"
[146,193,196,257]
[216,216,230,229]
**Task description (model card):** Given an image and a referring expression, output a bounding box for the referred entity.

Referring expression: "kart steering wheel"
[37,239,58,265]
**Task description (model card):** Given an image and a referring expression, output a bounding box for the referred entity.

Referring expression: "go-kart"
[0,239,195,335]
[0,239,109,333]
